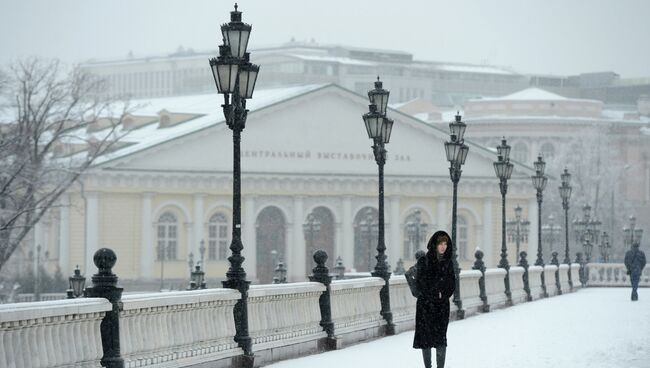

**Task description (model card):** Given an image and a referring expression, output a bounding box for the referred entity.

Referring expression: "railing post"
[472,249,490,312]
[84,248,124,368]
[309,250,339,350]
[551,252,562,295]
[518,251,532,302]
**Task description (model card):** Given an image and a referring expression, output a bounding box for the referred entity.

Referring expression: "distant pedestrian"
[413,231,455,368]
[624,242,646,301]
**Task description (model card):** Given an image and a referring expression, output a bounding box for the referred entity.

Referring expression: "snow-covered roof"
[478,87,569,101]
[284,53,376,66]
[433,64,516,76]
[92,84,327,165]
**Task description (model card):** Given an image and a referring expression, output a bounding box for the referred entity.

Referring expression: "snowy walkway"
[267,288,650,368]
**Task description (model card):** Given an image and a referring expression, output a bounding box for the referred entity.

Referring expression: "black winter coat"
[625,245,647,275]
[413,231,456,349]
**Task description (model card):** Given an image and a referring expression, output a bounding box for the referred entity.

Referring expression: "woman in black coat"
[413,230,456,368]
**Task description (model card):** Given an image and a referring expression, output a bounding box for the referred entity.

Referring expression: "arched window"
[457,215,469,260]
[540,143,555,161]
[403,209,429,260]
[512,142,528,163]
[208,213,229,261]
[157,212,177,261]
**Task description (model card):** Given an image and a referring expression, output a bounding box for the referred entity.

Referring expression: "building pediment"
[97,84,535,180]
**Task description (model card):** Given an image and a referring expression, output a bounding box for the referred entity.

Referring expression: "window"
[157,212,177,261]
[208,212,229,260]
[513,142,528,163]
[457,215,469,260]
[540,143,555,161]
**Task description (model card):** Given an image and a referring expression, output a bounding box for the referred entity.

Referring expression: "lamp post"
[444,112,469,319]
[362,76,395,334]
[623,215,644,248]
[507,205,530,265]
[531,155,549,298]
[573,204,601,263]
[273,259,287,284]
[558,168,573,290]
[542,214,562,259]
[209,4,259,358]
[494,138,514,306]
[599,232,611,263]
[405,209,428,260]
[303,212,321,270]
[66,265,86,299]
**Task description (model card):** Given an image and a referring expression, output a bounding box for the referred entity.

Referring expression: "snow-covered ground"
[267,288,650,368]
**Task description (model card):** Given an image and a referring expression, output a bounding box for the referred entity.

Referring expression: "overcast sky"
[1,0,649,77]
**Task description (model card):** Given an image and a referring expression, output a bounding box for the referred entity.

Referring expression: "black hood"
[427,230,454,260]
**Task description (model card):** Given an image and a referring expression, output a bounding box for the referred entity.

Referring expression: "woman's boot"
[422,348,432,368]
[436,347,446,368]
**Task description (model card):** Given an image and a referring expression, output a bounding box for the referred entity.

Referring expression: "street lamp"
[494,137,514,306]
[531,155,549,297]
[558,168,573,289]
[507,205,530,266]
[444,112,469,319]
[404,209,428,260]
[189,264,206,290]
[573,204,601,263]
[599,231,611,263]
[362,77,395,334]
[66,265,86,299]
[623,215,644,247]
[209,4,259,358]
[273,259,287,284]
[542,214,562,260]
[303,212,321,270]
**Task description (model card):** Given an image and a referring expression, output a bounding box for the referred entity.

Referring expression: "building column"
[335,222,343,261]
[483,197,494,267]
[58,194,70,273]
[292,196,305,281]
[342,196,354,270]
[528,197,539,260]
[141,192,154,279]
[390,195,401,264]
[436,198,448,233]
[243,195,256,282]
[85,192,99,276]
[192,193,205,257]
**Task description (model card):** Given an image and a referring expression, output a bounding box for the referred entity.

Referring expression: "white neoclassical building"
[29,84,539,288]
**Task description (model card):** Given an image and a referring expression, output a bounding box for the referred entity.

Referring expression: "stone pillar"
[243,195,256,281]
[342,196,354,270]
[85,192,99,276]
[390,196,401,265]
[436,198,448,232]
[483,197,494,267]
[141,192,154,279]
[192,193,205,256]
[335,222,343,261]
[292,196,305,280]
[58,194,70,273]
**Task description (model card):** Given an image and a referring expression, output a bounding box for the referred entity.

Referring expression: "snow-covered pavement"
[267,288,650,368]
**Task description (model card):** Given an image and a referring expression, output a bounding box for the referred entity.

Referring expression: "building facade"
[22,84,538,289]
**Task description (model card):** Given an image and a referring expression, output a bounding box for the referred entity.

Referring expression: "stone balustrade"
[543,265,559,296]
[329,277,386,343]
[509,266,527,305]
[484,268,508,309]
[247,282,326,364]
[0,298,111,368]
[587,263,650,287]
[528,266,544,300]
[558,264,571,292]
[452,270,483,317]
[119,288,242,367]
[0,253,594,368]
[388,276,415,331]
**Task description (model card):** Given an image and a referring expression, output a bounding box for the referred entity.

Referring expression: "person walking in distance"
[624,241,646,301]
[413,231,455,368]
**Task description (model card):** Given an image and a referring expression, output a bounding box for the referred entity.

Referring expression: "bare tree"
[0,58,130,271]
